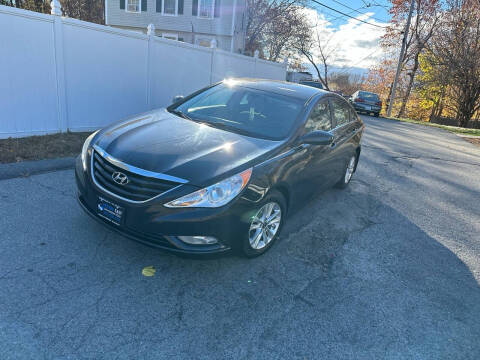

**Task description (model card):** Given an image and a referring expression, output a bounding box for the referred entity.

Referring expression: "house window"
[198,0,214,18]
[163,0,177,15]
[126,0,140,12]
[162,33,178,41]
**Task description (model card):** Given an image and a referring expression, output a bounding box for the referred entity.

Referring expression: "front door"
[290,98,337,202]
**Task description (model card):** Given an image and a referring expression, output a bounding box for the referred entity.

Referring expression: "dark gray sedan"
[350,90,382,117]
[76,79,364,257]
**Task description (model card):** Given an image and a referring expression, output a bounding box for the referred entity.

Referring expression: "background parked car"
[350,91,382,117]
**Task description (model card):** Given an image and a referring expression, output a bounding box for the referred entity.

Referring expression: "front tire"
[336,155,357,189]
[242,190,286,257]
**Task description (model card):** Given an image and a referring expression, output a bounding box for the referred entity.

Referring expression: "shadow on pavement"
[1,174,479,358]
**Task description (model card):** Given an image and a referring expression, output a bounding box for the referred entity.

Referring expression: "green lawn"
[385,116,480,136]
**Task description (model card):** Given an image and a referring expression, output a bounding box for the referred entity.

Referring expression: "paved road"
[1,116,479,359]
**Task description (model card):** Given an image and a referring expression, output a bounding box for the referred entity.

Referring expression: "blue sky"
[302,0,392,72]
[311,0,391,28]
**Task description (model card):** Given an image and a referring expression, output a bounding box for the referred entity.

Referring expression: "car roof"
[224,78,328,102]
[358,91,379,96]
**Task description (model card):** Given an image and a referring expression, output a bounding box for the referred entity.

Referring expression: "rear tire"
[241,190,286,258]
[336,155,357,189]
[374,112,379,117]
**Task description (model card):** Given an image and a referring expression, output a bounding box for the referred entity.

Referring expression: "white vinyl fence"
[0,3,287,138]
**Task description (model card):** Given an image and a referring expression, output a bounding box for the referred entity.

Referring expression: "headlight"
[165,168,252,208]
[81,130,99,171]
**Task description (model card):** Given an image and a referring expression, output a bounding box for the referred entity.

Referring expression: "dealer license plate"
[97,196,124,225]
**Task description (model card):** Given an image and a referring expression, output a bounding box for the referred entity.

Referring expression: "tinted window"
[305,100,331,132]
[358,92,380,101]
[350,108,358,121]
[300,81,323,89]
[331,98,351,127]
[172,83,304,140]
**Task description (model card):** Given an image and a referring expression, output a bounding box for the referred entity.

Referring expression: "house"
[105,0,247,52]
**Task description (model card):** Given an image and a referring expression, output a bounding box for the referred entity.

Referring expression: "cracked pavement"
[1,115,479,359]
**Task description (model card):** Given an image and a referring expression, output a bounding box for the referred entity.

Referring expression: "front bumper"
[75,156,255,255]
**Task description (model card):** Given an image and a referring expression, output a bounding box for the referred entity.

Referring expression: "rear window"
[358,92,380,101]
[300,81,323,89]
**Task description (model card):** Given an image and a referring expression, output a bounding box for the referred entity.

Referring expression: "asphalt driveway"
[1,115,479,359]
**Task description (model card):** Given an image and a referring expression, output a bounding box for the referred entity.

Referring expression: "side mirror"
[301,130,334,146]
[172,95,184,104]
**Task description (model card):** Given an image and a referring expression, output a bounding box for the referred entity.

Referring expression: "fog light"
[177,236,218,245]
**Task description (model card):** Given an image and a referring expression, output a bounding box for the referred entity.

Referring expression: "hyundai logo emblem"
[112,171,129,185]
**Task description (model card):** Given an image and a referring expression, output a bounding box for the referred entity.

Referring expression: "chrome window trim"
[90,145,187,204]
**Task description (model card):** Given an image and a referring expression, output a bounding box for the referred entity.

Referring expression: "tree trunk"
[385,80,394,114]
[397,52,420,118]
[456,94,476,128]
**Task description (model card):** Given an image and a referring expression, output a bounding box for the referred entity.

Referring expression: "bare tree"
[329,72,365,96]
[245,0,305,59]
[292,21,336,90]
[425,0,480,127]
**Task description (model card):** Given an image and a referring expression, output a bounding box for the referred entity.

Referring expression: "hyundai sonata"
[76,79,364,257]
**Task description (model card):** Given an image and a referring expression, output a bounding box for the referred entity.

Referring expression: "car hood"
[94,109,282,186]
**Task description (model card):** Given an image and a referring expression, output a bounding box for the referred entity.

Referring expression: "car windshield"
[169,83,304,140]
[359,92,380,101]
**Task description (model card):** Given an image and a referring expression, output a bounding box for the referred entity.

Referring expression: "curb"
[0,157,76,180]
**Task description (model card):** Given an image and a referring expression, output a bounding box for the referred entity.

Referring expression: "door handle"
[293,144,310,152]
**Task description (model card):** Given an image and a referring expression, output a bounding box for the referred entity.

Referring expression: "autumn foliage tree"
[0,0,104,24]
[0,0,50,13]
[421,0,480,127]
[380,0,441,117]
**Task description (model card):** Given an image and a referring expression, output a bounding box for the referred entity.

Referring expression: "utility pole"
[387,0,415,117]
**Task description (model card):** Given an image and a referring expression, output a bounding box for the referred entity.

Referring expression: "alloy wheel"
[249,202,282,250]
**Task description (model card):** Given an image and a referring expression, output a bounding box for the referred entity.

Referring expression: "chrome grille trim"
[93,145,188,184]
[90,145,187,204]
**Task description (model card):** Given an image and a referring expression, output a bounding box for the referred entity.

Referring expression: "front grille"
[92,150,180,202]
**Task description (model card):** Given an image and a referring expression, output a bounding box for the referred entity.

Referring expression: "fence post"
[51,0,68,132]
[146,24,155,109]
[254,50,259,78]
[209,39,217,84]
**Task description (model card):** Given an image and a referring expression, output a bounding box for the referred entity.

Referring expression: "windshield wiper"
[169,109,192,120]
[201,121,256,137]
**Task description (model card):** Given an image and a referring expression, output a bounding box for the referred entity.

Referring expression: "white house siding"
[113,26,233,50]
[0,4,286,138]
[106,0,245,41]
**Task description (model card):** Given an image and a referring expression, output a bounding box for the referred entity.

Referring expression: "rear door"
[329,97,358,179]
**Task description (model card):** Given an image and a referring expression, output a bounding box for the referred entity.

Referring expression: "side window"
[305,100,332,132]
[350,108,358,121]
[331,98,351,127]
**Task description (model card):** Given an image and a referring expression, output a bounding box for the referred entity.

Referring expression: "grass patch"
[385,116,480,136]
[0,132,92,164]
